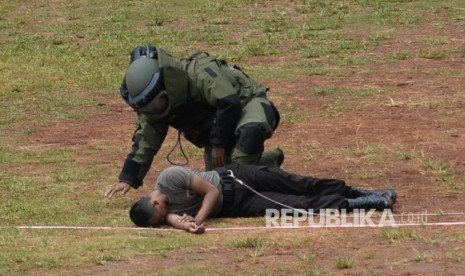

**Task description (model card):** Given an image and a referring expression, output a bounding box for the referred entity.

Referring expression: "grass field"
[1,0,465,274]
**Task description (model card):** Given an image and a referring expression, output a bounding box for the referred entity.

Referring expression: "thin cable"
[224,170,465,219]
[243,180,314,216]
[226,169,317,216]
[166,131,189,166]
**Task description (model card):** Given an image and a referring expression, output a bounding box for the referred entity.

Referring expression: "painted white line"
[8,221,465,232]
[14,226,177,231]
[207,221,465,231]
[297,212,465,218]
[7,212,465,232]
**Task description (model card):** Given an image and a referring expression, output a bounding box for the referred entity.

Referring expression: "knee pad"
[235,123,266,154]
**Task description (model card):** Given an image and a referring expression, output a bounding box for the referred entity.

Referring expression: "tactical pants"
[220,164,351,217]
[204,96,281,170]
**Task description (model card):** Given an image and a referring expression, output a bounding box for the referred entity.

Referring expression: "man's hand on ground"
[184,221,206,234]
[105,182,131,198]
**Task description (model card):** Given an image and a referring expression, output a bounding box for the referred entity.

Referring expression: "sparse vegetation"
[335,256,355,269]
[381,228,415,242]
[1,0,465,274]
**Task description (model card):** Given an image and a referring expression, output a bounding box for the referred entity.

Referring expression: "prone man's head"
[129,197,156,227]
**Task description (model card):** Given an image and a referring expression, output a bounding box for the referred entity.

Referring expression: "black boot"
[347,194,393,211]
[348,187,397,204]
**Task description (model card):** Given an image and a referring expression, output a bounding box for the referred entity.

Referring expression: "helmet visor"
[138,90,169,114]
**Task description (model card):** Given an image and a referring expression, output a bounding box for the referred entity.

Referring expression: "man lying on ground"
[125,164,397,234]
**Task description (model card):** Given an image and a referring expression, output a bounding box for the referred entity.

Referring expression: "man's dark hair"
[129,197,155,227]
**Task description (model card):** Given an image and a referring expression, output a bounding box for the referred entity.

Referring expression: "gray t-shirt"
[155,166,223,217]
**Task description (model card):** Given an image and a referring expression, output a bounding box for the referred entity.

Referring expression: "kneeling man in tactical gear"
[106,46,283,197]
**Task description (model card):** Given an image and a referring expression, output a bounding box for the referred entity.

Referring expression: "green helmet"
[124,58,168,114]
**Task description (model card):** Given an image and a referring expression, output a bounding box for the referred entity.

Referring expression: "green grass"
[381,228,415,242]
[231,236,265,249]
[335,256,355,269]
[2,0,465,274]
[0,229,196,273]
[421,158,465,192]
[310,86,380,98]
[305,268,330,276]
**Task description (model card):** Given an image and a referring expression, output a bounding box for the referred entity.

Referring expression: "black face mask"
[138,90,169,115]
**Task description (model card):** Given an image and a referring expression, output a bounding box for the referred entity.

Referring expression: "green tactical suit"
[119,47,280,188]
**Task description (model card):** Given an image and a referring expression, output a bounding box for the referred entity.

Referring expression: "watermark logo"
[265,209,428,227]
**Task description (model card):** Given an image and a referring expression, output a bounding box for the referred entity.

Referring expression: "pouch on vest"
[164,65,216,147]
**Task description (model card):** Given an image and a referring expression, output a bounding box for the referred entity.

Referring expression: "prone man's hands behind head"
[105,182,131,198]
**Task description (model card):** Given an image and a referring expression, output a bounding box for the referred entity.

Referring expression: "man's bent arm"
[190,175,220,225]
[166,213,205,234]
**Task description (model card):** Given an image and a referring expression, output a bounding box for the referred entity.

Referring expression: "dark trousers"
[222,164,351,217]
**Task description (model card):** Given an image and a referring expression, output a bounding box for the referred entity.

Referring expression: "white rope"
[10,221,465,232]
[207,221,465,230]
[14,226,171,231]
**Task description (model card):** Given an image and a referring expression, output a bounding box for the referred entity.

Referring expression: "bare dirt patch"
[27,16,465,275]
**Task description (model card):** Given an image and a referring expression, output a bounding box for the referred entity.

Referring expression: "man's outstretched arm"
[166,213,205,234]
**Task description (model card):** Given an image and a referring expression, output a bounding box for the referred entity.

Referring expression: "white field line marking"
[280,212,465,218]
[6,213,465,232]
[7,221,465,232]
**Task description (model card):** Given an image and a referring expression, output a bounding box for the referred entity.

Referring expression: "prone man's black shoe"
[349,187,397,204]
[347,194,393,211]
[376,189,397,204]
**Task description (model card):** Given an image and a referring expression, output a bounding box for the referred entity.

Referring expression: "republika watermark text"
[265,209,428,227]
